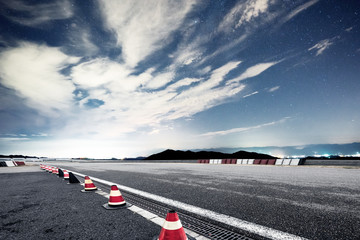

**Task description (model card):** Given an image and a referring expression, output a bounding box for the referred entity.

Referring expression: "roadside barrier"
[157,210,195,240]
[5,161,16,167]
[82,176,97,191]
[260,159,268,165]
[275,159,283,165]
[15,161,25,166]
[103,185,128,209]
[253,159,261,164]
[290,159,300,165]
[267,159,276,165]
[282,159,291,165]
[0,161,7,167]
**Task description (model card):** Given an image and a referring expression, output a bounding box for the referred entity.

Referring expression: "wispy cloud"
[228,61,279,85]
[0,42,80,115]
[243,91,259,98]
[200,117,291,137]
[308,37,339,56]
[268,86,280,92]
[218,0,271,32]
[98,0,196,67]
[0,0,73,27]
[281,0,319,25]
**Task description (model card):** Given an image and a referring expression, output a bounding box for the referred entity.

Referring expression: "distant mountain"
[145,149,275,160]
[0,154,38,159]
[191,142,360,157]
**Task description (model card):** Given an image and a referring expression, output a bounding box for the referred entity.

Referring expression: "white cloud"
[0,42,80,115]
[218,0,270,32]
[67,26,99,56]
[308,38,336,56]
[268,86,280,92]
[71,58,131,89]
[1,0,73,27]
[228,61,279,84]
[98,0,196,67]
[200,117,290,137]
[281,0,319,25]
[243,91,259,98]
[60,60,245,138]
[167,78,201,92]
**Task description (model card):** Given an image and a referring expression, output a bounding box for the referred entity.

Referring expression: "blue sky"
[0,0,359,158]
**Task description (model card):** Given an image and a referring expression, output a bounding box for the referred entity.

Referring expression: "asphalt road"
[0,166,161,240]
[50,162,360,240]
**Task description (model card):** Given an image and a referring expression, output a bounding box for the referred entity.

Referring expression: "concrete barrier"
[282,159,291,165]
[253,159,261,164]
[275,159,283,165]
[5,161,16,167]
[248,159,254,164]
[267,159,276,165]
[260,159,268,165]
[0,161,7,167]
[290,159,300,165]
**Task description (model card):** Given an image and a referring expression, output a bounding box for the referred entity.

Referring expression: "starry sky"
[0,0,359,158]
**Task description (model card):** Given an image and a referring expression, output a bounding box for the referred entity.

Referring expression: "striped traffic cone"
[81,176,97,192]
[63,170,69,180]
[52,167,57,174]
[157,210,195,240]
[103,185,129,209]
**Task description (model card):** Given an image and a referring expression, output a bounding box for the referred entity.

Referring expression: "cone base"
[152,234,196,240]
[102,203,131,210]
[81,188,100,192]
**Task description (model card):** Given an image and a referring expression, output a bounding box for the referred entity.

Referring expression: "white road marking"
[70,171,306,240]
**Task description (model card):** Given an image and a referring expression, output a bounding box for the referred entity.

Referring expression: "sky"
[0,0,359,158]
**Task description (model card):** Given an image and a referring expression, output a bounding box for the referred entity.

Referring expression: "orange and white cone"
[63,170,69,180]
[103,185,129,209]
[82,176,97,191]
[157,210,194,240]
[52,167,57,174]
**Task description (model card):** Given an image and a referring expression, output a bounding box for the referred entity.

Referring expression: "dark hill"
[145,149,275,160]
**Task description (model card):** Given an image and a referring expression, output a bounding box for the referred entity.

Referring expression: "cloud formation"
[0,42,80,115]
[0,0,73,27]
[308,37,338,56]
[98,0,196,67]
[200,117,291,137]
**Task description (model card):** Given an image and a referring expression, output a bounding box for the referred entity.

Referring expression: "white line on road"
[70,170,307,240]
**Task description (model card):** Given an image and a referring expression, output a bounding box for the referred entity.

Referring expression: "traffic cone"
[52,167,57,174]
[68,172,80,184]
[156,210,195,240]
[103,185,129,209]
[81,176,97,192]
[55,168,59,175]
[48,167,54,173]
[63,170,69,180]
